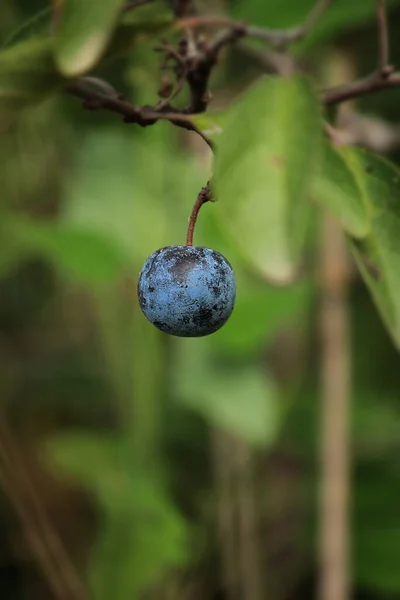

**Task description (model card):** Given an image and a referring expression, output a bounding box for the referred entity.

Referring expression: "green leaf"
[191,111,225,140]
[213,75,322,283]
[348,150,400,349]
[55,0,173,76]
[2,7,52,48]
[6,216,129,286]
[97,6,174,70]
[232,0,400,49]
[64,128,205,265]
[89,481,187,600]
[0,4,173,117]
[312,142,369,238]
[303,0,400,49]
[0,223,30,278]
[212,280,312,358]
[353,395,400,455]
[0,38,61,119]
[47,432,188,599]
[354,460,400,594]
[48,433,124,503]
[55,0,127,76]
[174,341,280,447]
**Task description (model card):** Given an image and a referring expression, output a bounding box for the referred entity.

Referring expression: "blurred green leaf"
[191,111,225,140]
[55,0,127,76]
[89,479,187,600]
[48,433,124,504]
[0,3,173,117]
[353,394,400,454]
[48,432,188,600]
[302,0,400,49]
[0,225,30,278]
[0,38,61,119]
[55,0,173,76]
[212,280,312,357]
[213,75,322,283]
[232,0,400,49]
[354,460,400,594]
[348,150,400,349]
[7,216,129,286]
[175,341,280,447]
[64,127,205,265]
[2,7,52,48]
[312,142,369,238]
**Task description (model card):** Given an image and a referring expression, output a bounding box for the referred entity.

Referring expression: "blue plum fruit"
[137,246,236,337]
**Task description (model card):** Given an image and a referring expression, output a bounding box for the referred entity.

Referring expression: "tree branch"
[179,0,333,51]
[322,71,400,105]
[66,0,400,139]
[65,78,214,149]
[318,214,351,600]
[376,0,391,76]
[322,0,400,105]
[245,0,333,50]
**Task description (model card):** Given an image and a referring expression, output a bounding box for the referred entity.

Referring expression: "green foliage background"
[2,1,400,599]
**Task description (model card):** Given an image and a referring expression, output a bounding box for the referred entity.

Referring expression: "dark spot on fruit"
[213,253,224,267]
[192,306,214,327]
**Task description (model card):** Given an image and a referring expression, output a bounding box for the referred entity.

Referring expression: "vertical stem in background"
[318,213,351,600]
[51,0,62,32]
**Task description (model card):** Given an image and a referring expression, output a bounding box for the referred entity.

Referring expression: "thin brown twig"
[322,0,400,104]
[376,0,391,75]
[237,43,298,76]
[318,215,351,600]
[295,0,333,42]
[322,69,400,105]
[186,183,212,246]
[178,0,333,50]
[155,41,186,67]
[157,75,186,108]
[66,0,400,135]
[170,0,331,114]
[65,78,214,150]
[170,0,195,19]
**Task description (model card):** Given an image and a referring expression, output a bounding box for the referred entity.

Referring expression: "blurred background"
[2,1,400,599]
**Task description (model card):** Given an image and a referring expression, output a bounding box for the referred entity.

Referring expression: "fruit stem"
[186,183,212,246]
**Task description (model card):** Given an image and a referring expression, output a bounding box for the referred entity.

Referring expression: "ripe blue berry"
[137,246,236,337]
